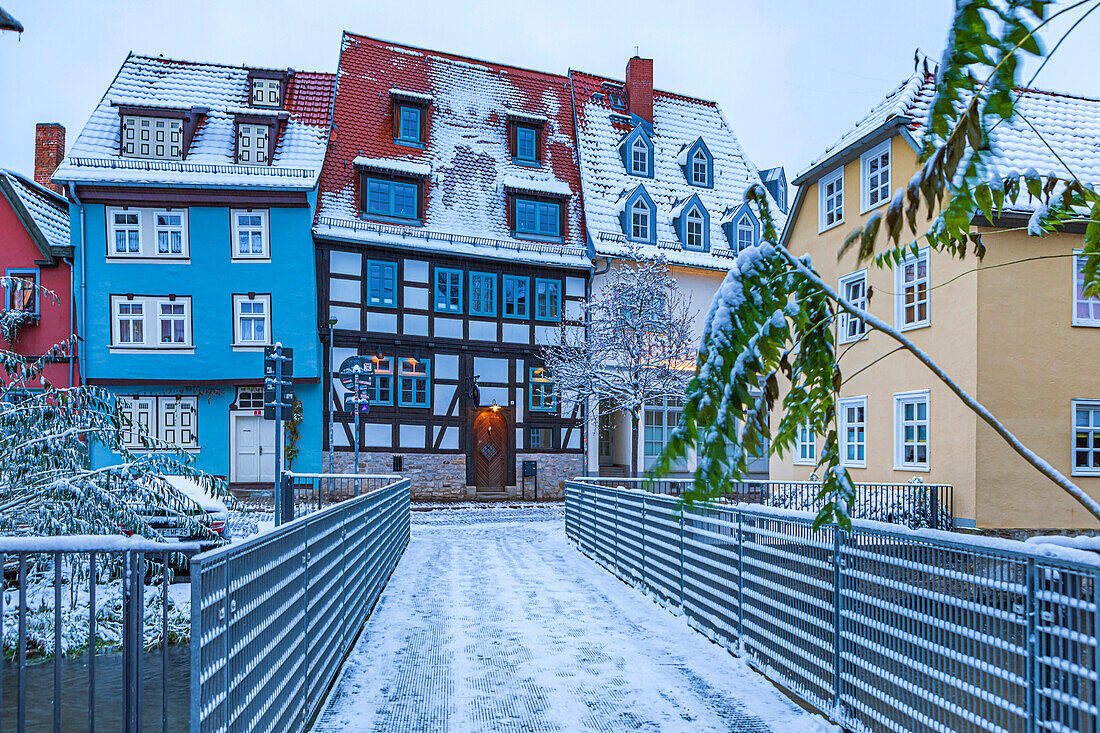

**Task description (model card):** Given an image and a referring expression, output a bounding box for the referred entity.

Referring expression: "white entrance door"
[235,415,276,482]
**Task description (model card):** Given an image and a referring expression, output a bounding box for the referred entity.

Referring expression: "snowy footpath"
[313,504,834,733]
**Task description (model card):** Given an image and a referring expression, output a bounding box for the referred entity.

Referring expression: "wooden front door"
[472,409,508,489]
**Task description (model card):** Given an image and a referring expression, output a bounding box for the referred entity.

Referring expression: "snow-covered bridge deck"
[313,505,830,733]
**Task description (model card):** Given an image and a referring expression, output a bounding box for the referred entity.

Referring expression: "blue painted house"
[53,54,335,486]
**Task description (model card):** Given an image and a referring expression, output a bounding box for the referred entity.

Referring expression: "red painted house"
[0,124,77,388]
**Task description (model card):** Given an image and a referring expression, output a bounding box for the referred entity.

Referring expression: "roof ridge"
[340,31,568,82]
[569,68,719,107]
[127,52,329,78]
[0,168,68,206]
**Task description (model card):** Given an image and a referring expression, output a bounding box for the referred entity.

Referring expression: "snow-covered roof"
[569,69,785,270]
[315,33,589,268]
[389,88,434,103]
[54,54,334,189]
[353,156,432,178]
[796,54,1100,211]
[0,169,70,254]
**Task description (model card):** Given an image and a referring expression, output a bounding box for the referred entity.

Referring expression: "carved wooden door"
[472,409,507,489]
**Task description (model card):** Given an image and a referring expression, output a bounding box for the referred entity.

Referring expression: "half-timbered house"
[314,34,590,499]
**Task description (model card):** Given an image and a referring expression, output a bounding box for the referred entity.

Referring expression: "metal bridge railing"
[0,535,201,733]
[190,476,410,733]
[576,476,954,529]
[565,480,1100,733]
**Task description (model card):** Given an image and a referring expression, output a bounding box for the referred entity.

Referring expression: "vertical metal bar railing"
[565,479,1100,733]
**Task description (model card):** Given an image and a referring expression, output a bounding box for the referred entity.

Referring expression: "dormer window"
[609,93,626,110]
[631,138,649,176]
[631,199,650,241]
[398,106,421,144]
[686,207,705,249]
[121,115,183,160]
[237,123,270,164]
[516,126,537,163]
[737,215,755,251]
[692,151,708,186]
[252,78,281,108]
[507,110,547,167]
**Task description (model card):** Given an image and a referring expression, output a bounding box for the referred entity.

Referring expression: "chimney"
[34,123,65,193]
[625,55,653,124]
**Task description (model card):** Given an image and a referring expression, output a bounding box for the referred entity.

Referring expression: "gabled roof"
[54,54,335,189]
[313,32,589,268]
[569,68,784,270]
[794,53,1100,194]
[0,169,71,263]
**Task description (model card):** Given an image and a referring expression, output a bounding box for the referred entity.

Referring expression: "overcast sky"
[2,0,1098,181]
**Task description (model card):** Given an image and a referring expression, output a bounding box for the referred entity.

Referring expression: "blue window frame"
[516,126,537,163]
[364,177,418,220]
[503,275,529,319]
[469,272,497,316]
[4,269,39,316]
[397,357,430,408]
[366,260,397,307]
[434,267,463,314]
[515,199,560,238]
[534,278,561,321]
[528,366,556,412]
[397,105,421,143]
[371,356,394,406]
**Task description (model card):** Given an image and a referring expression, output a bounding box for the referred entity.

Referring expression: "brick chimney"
[625,55,653,124]
[34,123,65,193]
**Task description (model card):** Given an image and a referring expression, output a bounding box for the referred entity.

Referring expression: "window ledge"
[837,333,869,345]
[892,465,931,473]
[361,214,424,227]
[512,158,542,168]
[109,347,195,354]
[898,321,931,333]
[513,232,565,244]
[106,256,191,263]
[859,199,890,216]
[231,257,272,264]
[232,344,271,351]
[393,139,426,150]
[841,461,867,469]
[1072,320,1100,328]
[1073,469,1100,478]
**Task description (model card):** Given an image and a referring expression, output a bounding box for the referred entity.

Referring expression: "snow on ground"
[315,505,834,733]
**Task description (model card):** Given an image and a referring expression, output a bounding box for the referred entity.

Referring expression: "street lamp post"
[327,317,338,476]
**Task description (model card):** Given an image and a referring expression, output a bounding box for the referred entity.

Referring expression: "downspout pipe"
[67,184,86,385]
[62,257,75,388]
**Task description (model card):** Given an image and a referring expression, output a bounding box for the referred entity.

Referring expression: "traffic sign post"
[264,344,294,524]
[339,356,374,496]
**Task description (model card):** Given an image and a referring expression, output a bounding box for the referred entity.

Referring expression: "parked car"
[128,475,231,552]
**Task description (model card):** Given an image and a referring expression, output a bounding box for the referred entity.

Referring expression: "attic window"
[237,123,270,164]
[630,199,650,241]
[737,215,754,251]
[121,115,183,160]
[631,138,649,176]
[686,207,705,249]
[252,78,281,108]
[609,93,626,110]
[692,150,709,186]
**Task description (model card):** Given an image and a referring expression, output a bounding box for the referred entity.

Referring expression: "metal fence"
[565,480,1100,732]
[576,476,954,529]
[0,535,201,733]
[190,477,410,733]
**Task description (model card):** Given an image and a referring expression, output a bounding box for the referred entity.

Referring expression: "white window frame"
[631,137,649,176]
[1072,249,1100,327]
[839,396,867,468]
[1073,399,1100,477]
[231,210,270,259]
[233,294,272,347]
[895,247,931,331]
[793,418,816,466]
[237,123,270,165]
[153,210,188,257]
[894,389,930,471]
[157,299,191,347]
[630,199,651,242]
[838,269,868,344]
[107,207,189,259]
[121,115,183,160]
[643,396,685,468]
[692,150,708,186]
[736,215,754,252]
[109,209,142,255]
[818,167,844,232]
[685,206,705,250]
[860,140,891,212]
[112,295,192,350]
[252,78,281,108]
[114,299,146,346]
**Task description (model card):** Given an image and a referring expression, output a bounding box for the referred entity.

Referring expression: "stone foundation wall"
[330,450,585,501]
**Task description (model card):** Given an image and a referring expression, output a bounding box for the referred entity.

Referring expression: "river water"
[1,645,190,731]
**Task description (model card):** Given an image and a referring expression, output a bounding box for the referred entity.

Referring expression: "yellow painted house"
[772,59,1100,530]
